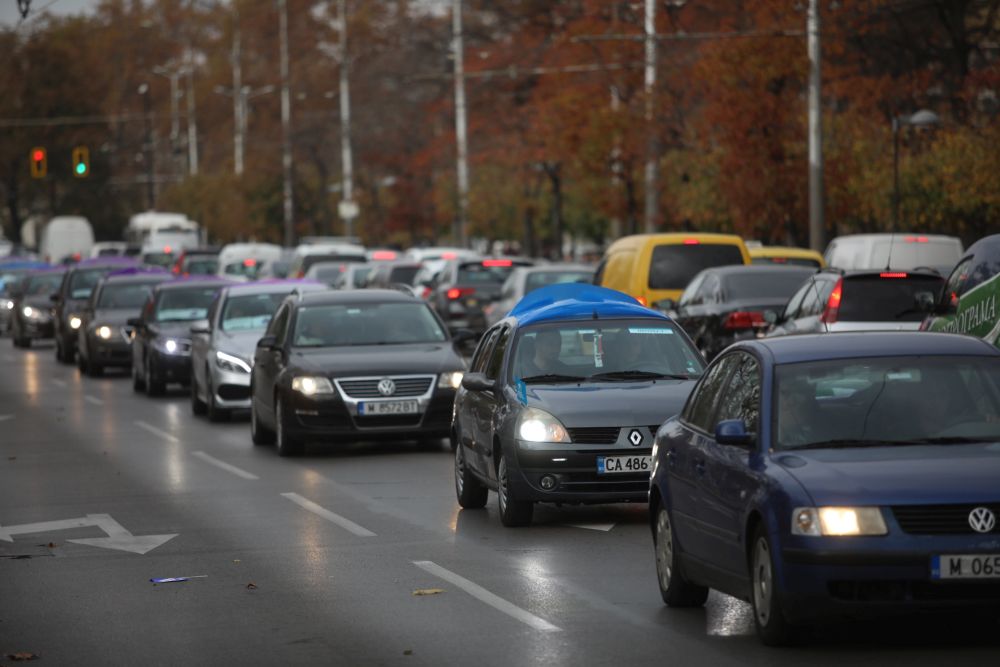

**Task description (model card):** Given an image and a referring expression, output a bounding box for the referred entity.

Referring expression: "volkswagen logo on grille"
[628,429,643,447]
[377,378,396,397]
[968,507,997,534]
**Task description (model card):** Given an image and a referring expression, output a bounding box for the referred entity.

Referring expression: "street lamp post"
[892,109,941,231]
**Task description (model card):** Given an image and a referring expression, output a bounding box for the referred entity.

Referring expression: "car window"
[648,244,745,290]
[702,274,722,304]
[523,270,592,294]
[941,256,971,309]
[485,327,510,381]
[798,280,826,318]
[714,352,761,434]
[291,302,447,347]
[678,273,705,307]
[471,328,500,374]
[839,275,944,322]
[781,280,812,320]
[220,293,288,332]
[97,283,154,309]
[267,304,291,342]
[154,287,219,322]
[682,354,738,432]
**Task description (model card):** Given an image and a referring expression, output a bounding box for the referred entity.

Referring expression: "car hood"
[93,308,141,327]
[289,342,465,376]
[524,380,695,428]
[775,444,1000,505]
[216,329,266,360]
[149,321,197,339]
[23,295,55,309]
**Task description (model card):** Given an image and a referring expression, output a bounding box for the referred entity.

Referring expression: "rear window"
[389,266,420,285]
[839,275,944,322]
[870,240,960,271]
[648,244,745,290]
[457,263,516,285]
[723,271,812,301]
[525,270,593,294]
[301,255,366,272]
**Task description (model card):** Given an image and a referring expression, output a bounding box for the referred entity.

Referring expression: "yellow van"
[749,246,825,268]
[595,233,751,307]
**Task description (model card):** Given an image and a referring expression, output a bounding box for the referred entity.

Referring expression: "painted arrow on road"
[0,514,177,555]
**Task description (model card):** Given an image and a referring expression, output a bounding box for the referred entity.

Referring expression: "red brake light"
[441,252,457,259]
[904,236,929,243]
[164,246,172,254]
[683,239,700,245]
[723,311,766,330]
[483,259,512,267]
[770,257,787,263]
[820,278,843,324]
[879,272,908,278]
[447,287,475,300]
[372,250,397,260]
[243,258,257,267]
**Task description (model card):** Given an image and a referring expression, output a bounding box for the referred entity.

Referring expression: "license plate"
[931,554,1000,580]
[358,400,419,415]
[597,455,651,474]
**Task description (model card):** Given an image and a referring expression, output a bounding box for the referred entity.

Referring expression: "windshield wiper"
[896,436,994,445]
[520,373,587,384]
[589,370,690,381]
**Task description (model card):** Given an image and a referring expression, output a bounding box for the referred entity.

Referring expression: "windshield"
[292,302,447,347]
[154,287,220,322]
[97,283,154,309]
[648,244,745,290]
[221,293,287,332]
[24,273,64,295]
[511,320,705,383]
[183,258,218,275]
[839,275,943,321]
[524,270,593,294]
[774,356,1000,450]
[389,266,421,285]
[69,267,107,299]
[723,271,811,301]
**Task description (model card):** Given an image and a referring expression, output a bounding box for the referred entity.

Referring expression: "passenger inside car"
[518,330,570,377]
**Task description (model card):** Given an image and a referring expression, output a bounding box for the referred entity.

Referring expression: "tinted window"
[524,270,593,294]
[143,252,175,268]
[683,355,737,432]
[183,258,218,275]
[154,287,220,322]
[714,353,761,433]
[798,281,826,318]
[221,293,287,332]
[389,266,420,285]
[471,328,501,374]
[722,271,812,302]
[781,280,812,320]
[292,302,447,347]
[97,283,154,309]
[267,305,291,342]
[839,275,944,322]
[648,244,745,290]
[224,261,261,279]
[24,273,65,295]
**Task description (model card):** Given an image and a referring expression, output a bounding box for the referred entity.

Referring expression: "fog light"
[539,475,557,491]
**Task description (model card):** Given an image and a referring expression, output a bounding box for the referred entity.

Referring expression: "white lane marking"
[51,378,68,388]
[412,560,562,633]
[134,420,180,443]
[281,492,376,537]
[192,451,258,480]
[84,395,104,406]
[0,414,13,423]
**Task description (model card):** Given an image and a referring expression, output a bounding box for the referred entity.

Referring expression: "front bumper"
[209,363,252,409]
[150,349,192,384]
[20,316,54,339]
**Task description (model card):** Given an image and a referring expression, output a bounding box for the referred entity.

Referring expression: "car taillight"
[904,236,929,243]
[372,250,397,260]
[879,272,907,278]
[420,286,433,299]
[482,259,512,267]
[447,287,475,300]
[723,311,766,329]
[820,278,843,324]
[683,239,700,245]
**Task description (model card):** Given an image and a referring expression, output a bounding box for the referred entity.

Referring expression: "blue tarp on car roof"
[509,283,669,326]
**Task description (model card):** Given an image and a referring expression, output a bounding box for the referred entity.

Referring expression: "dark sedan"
[249,290,468,456]
[129,278,231,395]
[426,257,534,336]
[9,267,66,348]
[669,264,815,360]
[52,257,137,363]
[649,332,1000,645]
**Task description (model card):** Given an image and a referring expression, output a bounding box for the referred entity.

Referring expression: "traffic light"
[72,146,90,178]
[30,147,47,178]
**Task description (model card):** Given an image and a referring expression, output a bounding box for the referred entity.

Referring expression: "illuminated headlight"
[154,338,187,354]
[516,407,570,443]
[216,350,251,374]
[96,325,113,340]
[791,507,888,537]
[22,306,35,318]
[291,376,334,396]
[69,315,83,330]
[439,371,464,390]
[3,299,15,310]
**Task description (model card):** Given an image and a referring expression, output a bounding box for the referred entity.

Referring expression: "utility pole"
[643,0,658,233]
[184,51,199,176]
[279,0,294,247]
[138,83,155,209]
[231,13,244,175]
[452,0,469,248]
[337,0,356,239]
[807,0,824,251]
[152,64,182,175]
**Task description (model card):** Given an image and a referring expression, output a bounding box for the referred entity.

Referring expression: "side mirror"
[653,298,676,312]
[126,317,143,328]
[715,419,754,447]
[452,328,476,344]
[461,372,494,392]
[256,335,278,350]
[189,320,211,335]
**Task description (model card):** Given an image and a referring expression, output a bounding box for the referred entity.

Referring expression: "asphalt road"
[1,341,999,666]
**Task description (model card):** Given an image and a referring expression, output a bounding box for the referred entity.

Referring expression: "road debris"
[246,582,258,590]
[5,652,39,661]
[150,575,208,584]
[412,588,445,596]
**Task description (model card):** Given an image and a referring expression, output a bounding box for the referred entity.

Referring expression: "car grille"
[338,376,434,398]
[567,427,620,445]
[892,503,1000,535]
[217,384,250,401]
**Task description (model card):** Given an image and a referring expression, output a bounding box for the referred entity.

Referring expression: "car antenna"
[885,231,896,271]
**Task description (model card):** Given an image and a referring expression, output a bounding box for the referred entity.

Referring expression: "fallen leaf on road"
[412,588,444,596]
[7,457,14,461]
[233,559,241,564]
[246,582,258,590]
[5,652,39,661]
[47,543,56,548]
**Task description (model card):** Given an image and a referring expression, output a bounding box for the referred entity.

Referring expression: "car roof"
[296,288,419,306]
[817,267,943,279]
[701,264,816,278]
[508,284,669,327]
[103,271,173,285]
[71,257,139,270]
[154,277,232,292]
[742,332,999,365]
[223,280,327,296]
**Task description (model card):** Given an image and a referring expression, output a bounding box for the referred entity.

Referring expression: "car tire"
[749,526,794,646]
[275,396,304,457]
[654,505,709,607]
[497,451,533,527]
[132,357,146,392]
[191,376,207,416]
[206,375,229,423]
[455,443,488,509]
[145,356,165,397]
[250,395,275,445]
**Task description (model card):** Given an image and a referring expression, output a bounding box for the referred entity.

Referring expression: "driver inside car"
[520,329,570,377]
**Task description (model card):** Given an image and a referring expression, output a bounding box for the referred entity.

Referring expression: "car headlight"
[791,507,888,537]
[439,371,464,390]
[22,306,35,318]
[2,299,13,310]
[291,376,334,396]
[216,350,252,374]
[516,407,570,443]
[96,325,113,340]
[69,315,82,330]
[154,338,186,354]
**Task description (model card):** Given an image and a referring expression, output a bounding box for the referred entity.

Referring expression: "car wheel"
[206,374,229,423]
[654,505,709,607]
[750,526,794,646]
[275,396,303,457]
[250,394,275,445]
[131,357,146,392]
[190,375,207,416]
[455,443,488,509]
[145,356,165,397]
[497,452,533,527]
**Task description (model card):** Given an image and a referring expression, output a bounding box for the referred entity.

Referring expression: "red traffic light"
[30,147,47,178]
[32,149,45,162]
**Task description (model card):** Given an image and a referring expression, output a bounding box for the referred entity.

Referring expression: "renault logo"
[377,378,396,396]
[628,429,643,446]
[969,507,996,534]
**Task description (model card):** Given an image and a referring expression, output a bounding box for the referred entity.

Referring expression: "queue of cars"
[2,229,998,644]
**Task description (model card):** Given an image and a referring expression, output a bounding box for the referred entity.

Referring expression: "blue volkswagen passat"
[649,332,1000,645]
[453,284,706,527]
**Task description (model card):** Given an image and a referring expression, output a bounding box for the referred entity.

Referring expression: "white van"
[217,242,283,281]
[824,233,963,275]
[40,216,94,263]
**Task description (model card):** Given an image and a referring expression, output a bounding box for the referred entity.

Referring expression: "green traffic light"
[75,163,86,175]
